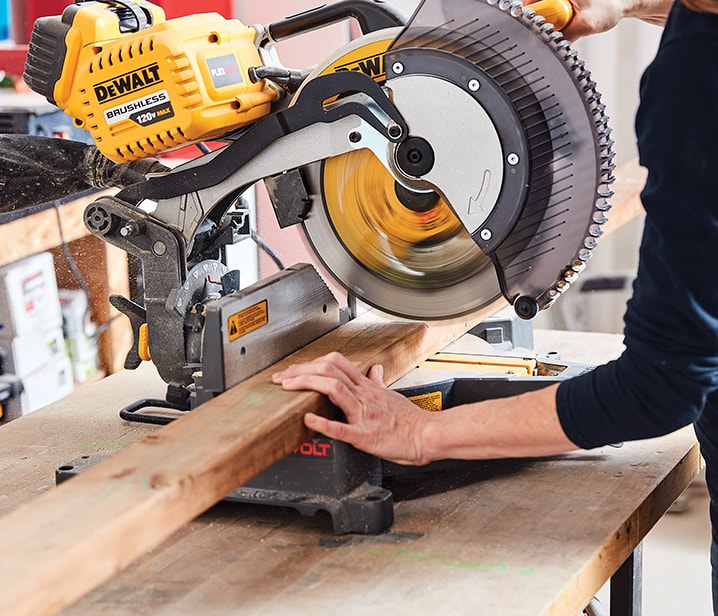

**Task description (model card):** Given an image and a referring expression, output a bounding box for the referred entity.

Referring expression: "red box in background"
[10,0,234,44]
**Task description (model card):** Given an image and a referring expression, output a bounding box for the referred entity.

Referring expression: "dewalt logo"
[94,63,163,104]
[334,52,386,82]
[321,38,393,84]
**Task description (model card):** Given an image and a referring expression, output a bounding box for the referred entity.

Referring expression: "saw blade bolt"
[480,228,492,241]
[391,62,404,75]
[468,79,480,92]
[507,153,520,166]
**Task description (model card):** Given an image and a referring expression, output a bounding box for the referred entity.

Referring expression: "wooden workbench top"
[0,330,701,615]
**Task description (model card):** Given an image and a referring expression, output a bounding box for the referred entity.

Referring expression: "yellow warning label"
[407,391,443,413]
[227,300,268,341]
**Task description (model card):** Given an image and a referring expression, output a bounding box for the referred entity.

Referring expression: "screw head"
[468,79,480,92]
[480,228,492,241]
[392,62,404,75]
[507,152,520,166]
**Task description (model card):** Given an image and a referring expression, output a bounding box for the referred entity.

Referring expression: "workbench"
[0,329,701,615]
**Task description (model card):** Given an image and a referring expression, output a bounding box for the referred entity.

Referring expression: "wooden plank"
[62,429,698,616]
[0,304,504,616]
[0,332,700,616]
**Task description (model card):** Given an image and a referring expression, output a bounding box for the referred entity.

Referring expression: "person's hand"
[526,0,672,41]
[272,352,435,465]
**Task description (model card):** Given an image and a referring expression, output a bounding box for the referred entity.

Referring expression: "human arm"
[272,352,577,465]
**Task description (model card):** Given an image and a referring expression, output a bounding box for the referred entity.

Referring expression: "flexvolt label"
[103,90,174,126]
[94,63,162,103]
[207,54,243,88]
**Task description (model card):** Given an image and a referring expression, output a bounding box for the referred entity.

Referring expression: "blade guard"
[387,0,614,319]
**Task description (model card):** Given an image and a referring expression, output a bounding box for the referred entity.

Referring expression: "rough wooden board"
[0,305,504,616]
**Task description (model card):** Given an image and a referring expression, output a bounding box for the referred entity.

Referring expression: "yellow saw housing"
[23,1,277,162]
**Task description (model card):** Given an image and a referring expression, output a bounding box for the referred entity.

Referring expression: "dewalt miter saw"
[23,0,614,410]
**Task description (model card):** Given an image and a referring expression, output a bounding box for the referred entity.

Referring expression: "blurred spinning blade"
[321,149,491,290]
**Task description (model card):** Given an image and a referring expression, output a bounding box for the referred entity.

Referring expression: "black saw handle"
[267,0,406,41]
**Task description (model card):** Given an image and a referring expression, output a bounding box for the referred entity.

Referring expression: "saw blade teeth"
[595,197,612,212]
[593,212,609,225]
[555,279,571,293]
[588,224,604,238]
[563,269,579,283]
[571,260,587,273]
[584,237,599,250]
[299,0,617,319]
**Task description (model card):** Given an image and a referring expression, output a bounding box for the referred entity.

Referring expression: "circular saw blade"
[299,29,503,319]
[298,0,614,320]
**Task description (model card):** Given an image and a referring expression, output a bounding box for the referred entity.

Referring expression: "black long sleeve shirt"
[557,2,718,448]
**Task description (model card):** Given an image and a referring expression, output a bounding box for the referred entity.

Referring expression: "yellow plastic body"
[55,1,277,162]
[529,0,574,30]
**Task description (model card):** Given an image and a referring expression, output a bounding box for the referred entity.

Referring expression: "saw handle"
[267,0,406,41]
[529,0,574,30]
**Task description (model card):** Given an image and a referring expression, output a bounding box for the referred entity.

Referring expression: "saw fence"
[0,160,647,616]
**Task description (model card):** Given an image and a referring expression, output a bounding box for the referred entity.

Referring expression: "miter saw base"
[56,313,591,535]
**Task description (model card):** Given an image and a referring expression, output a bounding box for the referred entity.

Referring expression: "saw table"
[0,329,700,616]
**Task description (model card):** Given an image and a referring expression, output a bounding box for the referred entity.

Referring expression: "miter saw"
[23,0,614,411]
[32,0,614,531]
